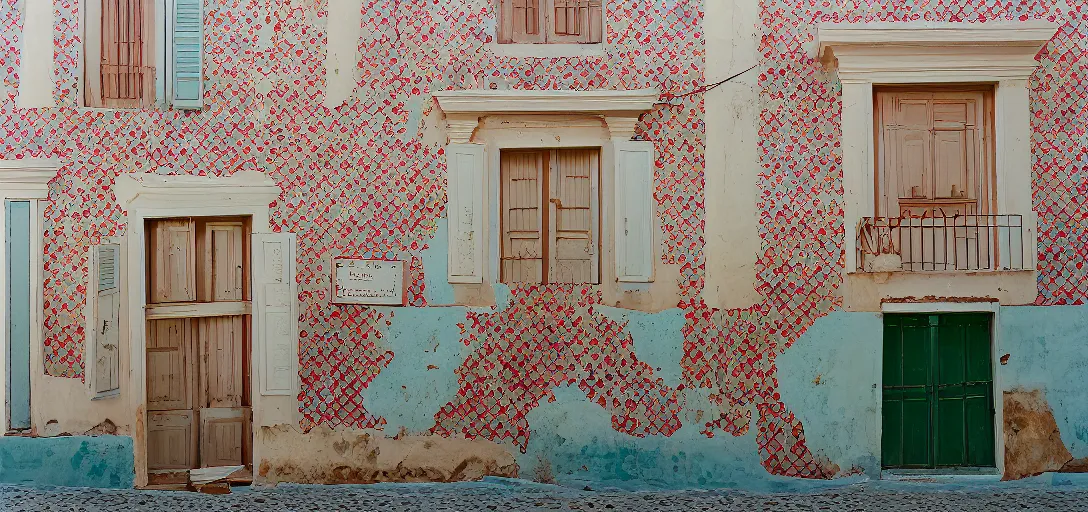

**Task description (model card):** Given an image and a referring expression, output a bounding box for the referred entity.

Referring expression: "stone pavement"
[2,478,1088,511]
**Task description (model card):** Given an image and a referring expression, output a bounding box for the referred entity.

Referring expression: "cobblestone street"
[2,479,1088,512]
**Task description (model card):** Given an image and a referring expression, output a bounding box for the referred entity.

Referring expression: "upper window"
[876,88,995,219]
[83,0,205,110]
[89,0,155,108]
[497,0,603,44]
[500,148,600,284]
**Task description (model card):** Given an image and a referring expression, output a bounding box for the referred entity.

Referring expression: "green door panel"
[883,313,995,469]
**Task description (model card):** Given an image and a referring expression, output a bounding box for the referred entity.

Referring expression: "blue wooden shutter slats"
[172,0,204,109]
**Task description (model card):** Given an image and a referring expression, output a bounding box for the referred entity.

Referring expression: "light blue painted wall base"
[0,436,134,488]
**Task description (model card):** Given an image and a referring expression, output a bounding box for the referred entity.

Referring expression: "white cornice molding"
[817,21,1059,82]
[0,158,62,186]
[433,89,659,142]
[114,170,282,209]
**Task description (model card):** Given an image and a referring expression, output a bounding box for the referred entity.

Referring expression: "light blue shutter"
[6,201,32,429]
[172,0,204,109]
[614,141,655,282]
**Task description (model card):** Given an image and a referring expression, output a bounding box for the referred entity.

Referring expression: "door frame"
[0,159,57,434]
[115,171,282,487]
[880,300,1004,475]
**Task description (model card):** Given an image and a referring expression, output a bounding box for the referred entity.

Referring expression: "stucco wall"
[1,0,1087,491]
[0,435,133,488]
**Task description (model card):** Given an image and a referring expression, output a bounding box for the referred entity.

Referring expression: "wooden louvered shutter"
[98,0,152,107]
[447,143,486,283]
[89,244,122,397]
[549,149,598,284]
[500,151,545,283]
[171,0,204,109]
[615,141,655,282]
[546,0,602,43]
[500,0,546,43]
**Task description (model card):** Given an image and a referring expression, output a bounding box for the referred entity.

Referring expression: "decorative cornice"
[114,170,282,209]
[0,158,61,185]
[433,89,659,143]
[816,21,1059,82]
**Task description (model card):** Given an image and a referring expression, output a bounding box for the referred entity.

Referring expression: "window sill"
[486,43,605,59]
[880,468,1000,482]
[91,389,121,401]
[842,268,1038,311]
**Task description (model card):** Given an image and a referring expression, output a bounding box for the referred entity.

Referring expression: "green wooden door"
[882,313,995,469]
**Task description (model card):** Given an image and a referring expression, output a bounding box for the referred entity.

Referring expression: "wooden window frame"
[499,147,601,285]
[84,0,157,108]
[496,0,603,44]
[873,84,998,219]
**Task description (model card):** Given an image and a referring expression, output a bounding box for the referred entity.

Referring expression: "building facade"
[0,0,1085,490]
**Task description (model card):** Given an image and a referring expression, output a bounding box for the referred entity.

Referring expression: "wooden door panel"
[200,408,251,468]
[149,219,196,303]
[205,222,245,301]
[147,318,193,411]
[199,315,244,408]
[147,410,197,470]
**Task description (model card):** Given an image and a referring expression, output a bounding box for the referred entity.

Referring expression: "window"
[498,0,603,44]
[876,89,995,218]
[882,313,995,469]
[84,0,205,109]
[500,148,599,284]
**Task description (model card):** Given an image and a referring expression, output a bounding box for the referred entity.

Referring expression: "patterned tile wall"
[0,0,1084,478]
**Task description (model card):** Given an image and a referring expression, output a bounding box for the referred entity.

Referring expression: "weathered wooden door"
[146,217,251,483]
[882,313,995,468]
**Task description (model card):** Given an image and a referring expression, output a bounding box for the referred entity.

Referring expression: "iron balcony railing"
[857,214,1026,272]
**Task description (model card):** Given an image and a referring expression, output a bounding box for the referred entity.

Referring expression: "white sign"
[332,259,406,305]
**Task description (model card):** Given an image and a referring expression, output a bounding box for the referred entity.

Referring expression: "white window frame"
[0,158,58,435]
[816,21,1058,276]
[433,89,659,288]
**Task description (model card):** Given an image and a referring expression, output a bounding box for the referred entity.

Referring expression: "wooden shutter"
[198,316,244,408]
[549,149,599,284]
[171,0,204,109]
[446,144,486,283]
[500,0,546,43]
[253,232,298,396]
[614,141,655,282]
[203,222,245,301]
[89,244,121,397]
[878,91,984,218]
[500,151,545,283]
[200,408,250,467]
[147,318,194,411]
[546,0,602,43]
[98,0,152,107]
[149,219,196,303]
[5,201,32,429]
[147,410,197,470]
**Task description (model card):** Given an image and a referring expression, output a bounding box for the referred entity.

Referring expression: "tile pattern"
[0,0,1084,480]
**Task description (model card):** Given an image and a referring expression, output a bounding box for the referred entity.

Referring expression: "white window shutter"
[446,143,485,283]
[614,141,655,282]
[253,232,298,396]
[171,0,204,109]
[550,148,599,284]
[88,244,121,397]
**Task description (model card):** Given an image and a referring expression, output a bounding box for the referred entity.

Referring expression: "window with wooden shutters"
[497,0,602,44]
[90,0,155,108]
[500,148,599,284]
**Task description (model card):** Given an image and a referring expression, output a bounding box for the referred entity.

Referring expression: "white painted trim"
[485,43,605,58]
[116,170,281,487]
[434,89,658,143]
[818,21,1056,279]
[879,301,1006,475]
[0,158,59,434]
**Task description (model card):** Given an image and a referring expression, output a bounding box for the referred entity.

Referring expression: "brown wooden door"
[146,217,251,483]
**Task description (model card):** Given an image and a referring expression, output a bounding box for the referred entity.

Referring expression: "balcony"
[856,214,1028,273]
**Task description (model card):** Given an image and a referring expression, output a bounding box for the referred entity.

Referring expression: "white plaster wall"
[16,0,56,108]
[703,0,760,310]
[323,0,363,108]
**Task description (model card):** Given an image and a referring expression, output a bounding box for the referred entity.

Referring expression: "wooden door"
[146,217,251,482]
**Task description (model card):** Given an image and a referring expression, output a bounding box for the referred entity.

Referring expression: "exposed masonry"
[1,0,1087,482]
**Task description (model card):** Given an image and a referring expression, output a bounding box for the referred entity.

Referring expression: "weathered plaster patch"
[323,0,364,108]
[1000,305,1088,459]
[15,0,56,108]
[421,220,456,305]
[0,435,133,488]
[362,306,471,433]
[1003,389,1072,480]
[594,306,685,385]
[257,424,517,484]
[776,312,883,477]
